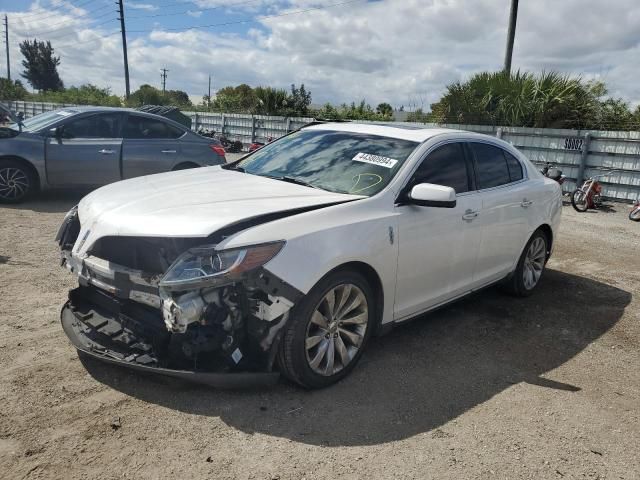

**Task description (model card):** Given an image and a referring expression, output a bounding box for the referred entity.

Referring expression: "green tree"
[213,84,257,112]
[376,102,393,118]
[0,78,28,100]
[288,84,312,116]
[29,84,122,106]
[254,86,288,115]
[19,39,63,91]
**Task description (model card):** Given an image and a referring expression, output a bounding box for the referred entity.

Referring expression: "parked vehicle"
[0,107,226,203]
[630,199,640,222]
[57,123,562,389]
[571,170,621,212]
[540,162,565,185]
[249,136,274,152]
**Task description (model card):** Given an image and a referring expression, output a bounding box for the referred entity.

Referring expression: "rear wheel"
[571,189,589,212]
[277,270,374,389]
[503,230,548,297]
[0,159,35,204]
[630,206,640,222]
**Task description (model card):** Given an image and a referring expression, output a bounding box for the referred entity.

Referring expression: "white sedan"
[57,122,562,389]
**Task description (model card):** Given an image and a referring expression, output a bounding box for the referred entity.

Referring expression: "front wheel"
[571,189,589,212]
[630,205,640,222]
[277,270,374,389]
[0,159,35,204]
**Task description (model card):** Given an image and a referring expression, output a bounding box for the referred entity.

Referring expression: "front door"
[394,142,483,320]
[46,113,123,186]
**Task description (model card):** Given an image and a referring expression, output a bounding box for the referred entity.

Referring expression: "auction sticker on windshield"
[353,152,398,169]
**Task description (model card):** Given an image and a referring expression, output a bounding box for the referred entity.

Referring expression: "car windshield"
[9,109,78,132]
[233,129,419,196]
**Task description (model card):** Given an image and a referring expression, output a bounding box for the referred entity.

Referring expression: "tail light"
[209,144,226,157]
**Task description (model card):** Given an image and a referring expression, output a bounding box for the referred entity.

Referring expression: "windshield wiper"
[222,164,245,172]
[276,176,319,189]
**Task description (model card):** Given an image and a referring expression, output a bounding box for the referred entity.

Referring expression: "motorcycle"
[540,163,565,185]
[571,170,621,212]
[630,198,640,222]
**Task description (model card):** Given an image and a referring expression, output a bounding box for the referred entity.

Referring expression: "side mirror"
[408,183,457,208]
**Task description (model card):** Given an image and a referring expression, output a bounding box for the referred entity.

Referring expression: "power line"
[127,0,264,20]
[17,4,113,28]
[128,0,365,33]
[13,0,106,21]
[21,13,117,40]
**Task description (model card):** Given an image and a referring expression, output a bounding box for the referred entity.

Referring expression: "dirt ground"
[1,190,639,480]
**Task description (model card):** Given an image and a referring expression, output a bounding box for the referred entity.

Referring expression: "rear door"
[121,114,184,178]
[470,142,531,285]
[45,113,124,186]
[394,142,483,320]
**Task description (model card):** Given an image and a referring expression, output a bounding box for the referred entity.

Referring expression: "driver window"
[62,114,122,139]
[411,143,470,194]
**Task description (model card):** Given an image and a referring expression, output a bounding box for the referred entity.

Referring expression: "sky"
[1,0,639,109]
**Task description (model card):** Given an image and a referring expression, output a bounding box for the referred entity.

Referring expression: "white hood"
[75,166,361,253]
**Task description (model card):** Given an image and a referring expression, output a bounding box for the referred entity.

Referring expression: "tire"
[503,230,548,297]
[0,159,35,204]
[277,270,375,389]
[630,206,640,222]
[571,189,589,212]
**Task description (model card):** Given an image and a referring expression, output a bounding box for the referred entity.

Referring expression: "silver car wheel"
[305,283,368,376]
[0,167,29,200]
[523,237,546,290]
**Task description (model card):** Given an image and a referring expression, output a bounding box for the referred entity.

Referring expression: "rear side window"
[504,151,524,182]
[123,116,184,139]
[62,113,122,139]
[411,143,469,194]
[471,143,511,189]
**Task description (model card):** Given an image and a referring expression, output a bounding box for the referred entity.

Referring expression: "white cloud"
[125,2,159,11]
[6,0,640,109]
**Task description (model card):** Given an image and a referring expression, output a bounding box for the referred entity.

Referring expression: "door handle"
[462,209,479,221]
[98,149,114,154]
[521,199,533,208]
[161,150,177,153]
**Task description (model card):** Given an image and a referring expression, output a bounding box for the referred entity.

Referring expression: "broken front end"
[57,207,301,386]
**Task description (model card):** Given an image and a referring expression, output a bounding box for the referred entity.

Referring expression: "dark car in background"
[0,107,226,203]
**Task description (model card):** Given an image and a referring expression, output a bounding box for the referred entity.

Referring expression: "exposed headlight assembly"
[159,241,285,290]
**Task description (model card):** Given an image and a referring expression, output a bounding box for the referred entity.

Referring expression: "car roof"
[302,121,459,143]
[55,106,189,130]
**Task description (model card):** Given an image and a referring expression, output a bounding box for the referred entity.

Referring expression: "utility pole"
[117,0,130,98]
[208,74,211,109]
[503,0,519,75]
[3,15,9,80]
[160,68,168,94]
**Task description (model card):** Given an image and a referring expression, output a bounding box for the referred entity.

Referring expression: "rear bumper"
[61,294,280,388]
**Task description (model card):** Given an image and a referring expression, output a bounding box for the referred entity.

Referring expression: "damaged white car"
[58,122,562,388]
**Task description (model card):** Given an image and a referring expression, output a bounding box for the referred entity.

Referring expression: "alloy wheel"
[523,237,546,290]
[0,167,29,201]
[305,283,368,376]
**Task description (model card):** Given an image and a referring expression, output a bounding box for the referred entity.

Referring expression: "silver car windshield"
[235,129,419,196]
[10,109,78,133]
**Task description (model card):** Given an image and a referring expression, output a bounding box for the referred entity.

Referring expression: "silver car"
[0,107,226,203]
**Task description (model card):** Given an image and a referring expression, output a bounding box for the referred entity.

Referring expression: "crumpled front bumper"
[61,290,280,388]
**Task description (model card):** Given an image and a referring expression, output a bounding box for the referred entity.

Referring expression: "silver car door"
[45,113,123,186]
[121,115,184,178]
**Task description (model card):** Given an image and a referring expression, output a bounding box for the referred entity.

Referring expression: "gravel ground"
[1,189,639,480]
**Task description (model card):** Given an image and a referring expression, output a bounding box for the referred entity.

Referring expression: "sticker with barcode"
[353,152,398,169]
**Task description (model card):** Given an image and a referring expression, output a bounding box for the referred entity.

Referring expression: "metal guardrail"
[5,100,640,201]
